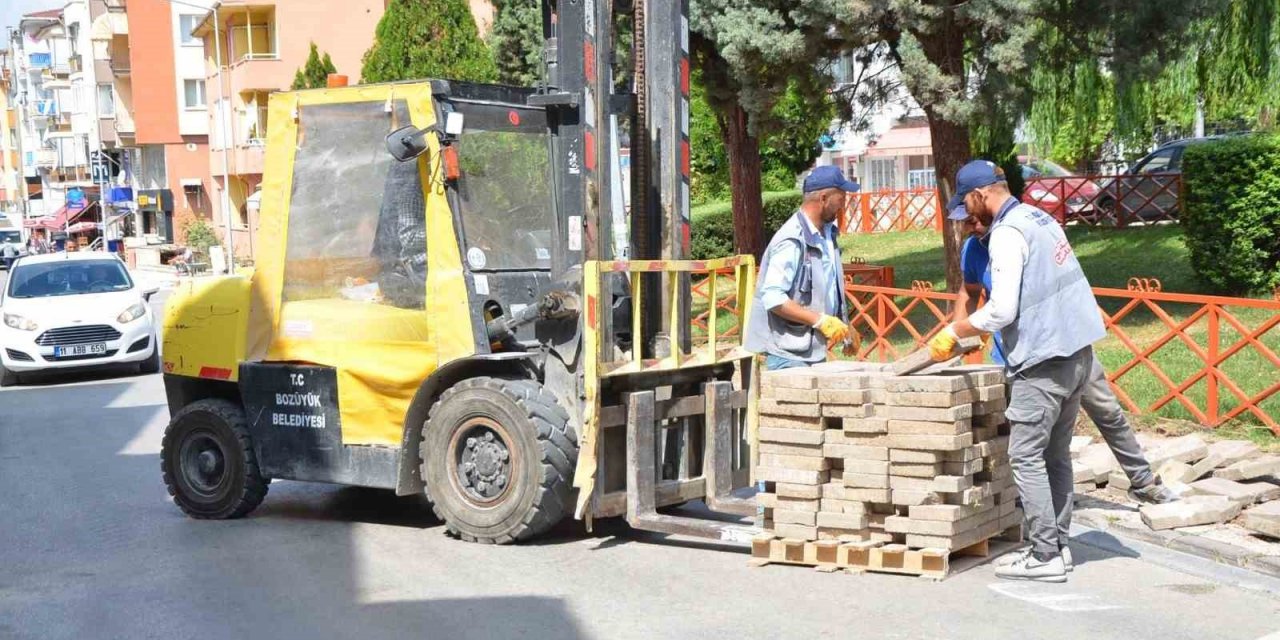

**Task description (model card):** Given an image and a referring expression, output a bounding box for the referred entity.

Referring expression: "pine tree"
[291,42,339,90]
[489,0,543,86]
[361,0,498,83]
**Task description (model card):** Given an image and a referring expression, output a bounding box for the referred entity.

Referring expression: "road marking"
[988,582,1129,612]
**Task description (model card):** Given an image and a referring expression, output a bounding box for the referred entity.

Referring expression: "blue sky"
[2,0,62,47]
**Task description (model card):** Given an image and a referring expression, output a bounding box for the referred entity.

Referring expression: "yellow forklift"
[159,0,760,544]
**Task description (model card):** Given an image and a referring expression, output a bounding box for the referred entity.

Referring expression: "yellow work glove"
[814,314,850,349]
[928,324,959,362]
[979,332,992,351]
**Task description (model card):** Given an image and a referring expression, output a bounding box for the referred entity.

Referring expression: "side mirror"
[385,125,430,163]
[143,287,159,301]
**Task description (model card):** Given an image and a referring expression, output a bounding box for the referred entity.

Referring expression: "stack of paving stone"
[756,362,1023,552]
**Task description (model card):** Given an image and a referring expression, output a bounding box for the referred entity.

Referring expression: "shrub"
[183,218,219,260]
[690,190,802,259]
[1181,134,1280,294]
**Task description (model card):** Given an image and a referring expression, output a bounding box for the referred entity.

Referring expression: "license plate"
[54,343,107,357]
[1068,203,1087,213]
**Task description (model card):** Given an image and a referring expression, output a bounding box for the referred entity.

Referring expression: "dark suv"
[1097,136,1233,223]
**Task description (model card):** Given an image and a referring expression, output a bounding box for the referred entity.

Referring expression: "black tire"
[138,338,161,374]
[421,377,577,544]
[161,398,269,519]
[0,363,18,387]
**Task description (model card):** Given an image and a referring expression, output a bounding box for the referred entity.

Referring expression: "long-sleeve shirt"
[758,213,842,317]
[968,198,1028,333]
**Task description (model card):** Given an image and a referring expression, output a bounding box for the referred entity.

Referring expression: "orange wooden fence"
[838,173,1185,232]
[693,272,1280,431]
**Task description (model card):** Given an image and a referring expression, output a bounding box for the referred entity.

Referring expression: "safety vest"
[992,201,1105,373]
[744,211,843,363]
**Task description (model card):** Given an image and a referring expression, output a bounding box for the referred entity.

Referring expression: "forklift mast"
[537,0,692,356]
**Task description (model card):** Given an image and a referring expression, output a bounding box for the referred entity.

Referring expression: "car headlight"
[117,302,147,324]
[3,312,38,331]
[1028,188,1060,202]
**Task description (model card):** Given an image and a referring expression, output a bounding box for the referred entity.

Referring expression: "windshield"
[7,259,133,298]
[0,231,19,244]
[452,103,555,271]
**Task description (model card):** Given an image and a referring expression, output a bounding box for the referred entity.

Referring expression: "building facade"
[194,0,384,258]
[0,48,24,241]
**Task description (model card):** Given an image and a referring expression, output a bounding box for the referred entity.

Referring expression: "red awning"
[23,202,92,231]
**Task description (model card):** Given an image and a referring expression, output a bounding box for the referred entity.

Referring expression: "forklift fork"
[624,380,758,544]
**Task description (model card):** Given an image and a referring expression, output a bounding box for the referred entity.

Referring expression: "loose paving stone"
[1187,477,1280,504]
[1242,500,1280,538]
[1139,495,1244,530]
[1214,455,1280,481]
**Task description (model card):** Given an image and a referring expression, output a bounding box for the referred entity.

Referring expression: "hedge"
[1181,134,1280,295]
[690,190,803,259]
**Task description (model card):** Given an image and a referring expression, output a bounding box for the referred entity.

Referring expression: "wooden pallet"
[748,524,1023,581]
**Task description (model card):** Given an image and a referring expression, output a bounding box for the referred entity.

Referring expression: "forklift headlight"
[3,312,37,331]
[117,302,146,324]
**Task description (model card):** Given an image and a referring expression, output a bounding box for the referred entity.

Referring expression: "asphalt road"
[2,277,1280,639]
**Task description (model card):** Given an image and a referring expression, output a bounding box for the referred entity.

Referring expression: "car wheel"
[421,377,577,544]
[139,338,161,374]
[1094,197,1118,225]
[0,363,19,387]
[161,398,269,519]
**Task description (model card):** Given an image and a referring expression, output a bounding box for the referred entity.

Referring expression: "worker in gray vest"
[745,166,859,370]
[929,160,1103,583]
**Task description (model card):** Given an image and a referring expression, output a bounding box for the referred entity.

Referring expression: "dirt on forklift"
[159,76,761,545]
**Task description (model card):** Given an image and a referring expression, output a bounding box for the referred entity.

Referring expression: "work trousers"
[1007,347,1093,556]
[1081,357,1156,489]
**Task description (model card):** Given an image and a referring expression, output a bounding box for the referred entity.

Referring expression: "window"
[179,15,202,46]
[97,84,115,117]
[863,158,897,191]
[284,100,426,311]
[183,79,206,109]
[1133,148,1177,174]
[453,104,555,271]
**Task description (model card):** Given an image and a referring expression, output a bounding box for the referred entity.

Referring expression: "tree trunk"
[924,110,970,294]
[912,13,970,294]
[721,103,765,258]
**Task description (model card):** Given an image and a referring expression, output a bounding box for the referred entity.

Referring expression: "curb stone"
[1073,510,1280,580]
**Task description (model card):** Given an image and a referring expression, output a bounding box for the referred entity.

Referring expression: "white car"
[0,252,159,386]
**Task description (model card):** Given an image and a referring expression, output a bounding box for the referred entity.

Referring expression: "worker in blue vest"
[928,160,1105,583]
[746,166,860,370]
[955,205,1176,510]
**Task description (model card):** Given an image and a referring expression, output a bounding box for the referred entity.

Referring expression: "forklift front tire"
[161,398,269,519]
[422,377,577,544]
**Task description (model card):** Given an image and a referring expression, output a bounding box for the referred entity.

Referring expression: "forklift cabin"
[159,0,760,545]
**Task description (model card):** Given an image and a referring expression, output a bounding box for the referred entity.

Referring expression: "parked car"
[1096,136,1235,223]
[1018,158,1103,224]
[0,251,159,386]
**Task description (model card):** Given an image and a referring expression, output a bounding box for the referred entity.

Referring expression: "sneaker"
[994,552,1068,583]
[995,545,1073,572]
[1129,476,1179,504]
[993,546,1032,568]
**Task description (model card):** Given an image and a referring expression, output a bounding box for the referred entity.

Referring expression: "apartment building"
[0,49,25,241]
[124,0,214,252]
[193,0,384,257]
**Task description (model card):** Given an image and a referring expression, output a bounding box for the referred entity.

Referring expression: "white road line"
[988,582,1130,612]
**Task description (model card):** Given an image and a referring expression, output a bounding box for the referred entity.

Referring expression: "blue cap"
[946,160,1006,212]
[948,203,970,221]
[803,165,860,193]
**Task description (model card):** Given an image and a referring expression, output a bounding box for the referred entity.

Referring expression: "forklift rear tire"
[421,377,577,544]
[161,398,269,519]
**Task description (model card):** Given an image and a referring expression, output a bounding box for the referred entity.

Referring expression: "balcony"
[34,150,57,168]
[225,57,290,95]
[213,142,265,177]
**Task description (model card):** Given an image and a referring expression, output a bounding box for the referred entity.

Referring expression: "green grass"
[838,225,1280,432]
[840,224,1204,292]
